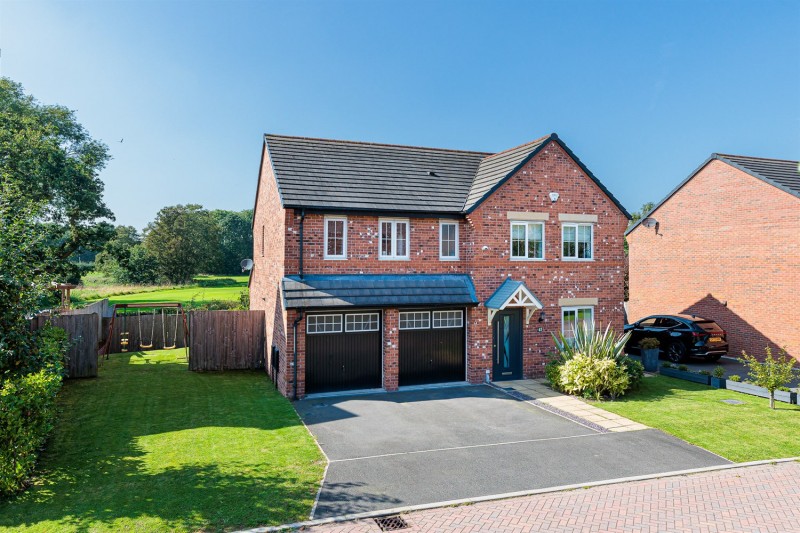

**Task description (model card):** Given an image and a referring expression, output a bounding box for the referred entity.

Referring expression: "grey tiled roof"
[462,136,550,212]
[715,154,800,198]
[266,135,487,213]
[282,274,478,309]
[264,133,629,217]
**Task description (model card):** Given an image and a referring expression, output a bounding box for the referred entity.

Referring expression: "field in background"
[72,274,249,308]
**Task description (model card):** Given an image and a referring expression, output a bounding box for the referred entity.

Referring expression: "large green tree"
[144,204,220,283]
[0,78,114,282]
[210,209,253,274]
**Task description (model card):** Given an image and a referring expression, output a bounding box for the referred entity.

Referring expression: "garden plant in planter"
[639,337,660,372]
[710,366,726,388]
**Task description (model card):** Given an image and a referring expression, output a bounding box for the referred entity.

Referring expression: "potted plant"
[710,366,726,389]
[639,337,660,372]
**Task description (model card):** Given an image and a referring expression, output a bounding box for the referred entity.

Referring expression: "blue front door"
[492,309,522,381]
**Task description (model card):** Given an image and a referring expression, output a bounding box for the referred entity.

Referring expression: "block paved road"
[296,385,728,518]
[306,461,800,532]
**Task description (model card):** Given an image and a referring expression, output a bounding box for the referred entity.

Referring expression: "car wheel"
[708,355,722,362]
[667,342,687,363]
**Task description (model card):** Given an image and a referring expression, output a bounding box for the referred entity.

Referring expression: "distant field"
[73,274,249,307]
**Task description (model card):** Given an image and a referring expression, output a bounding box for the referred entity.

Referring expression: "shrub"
[548,323,636,400]
[559,354,630,400]
[740,346,797,409]
[0,369,62,495]
[699,370,711,376]
[728,374,741,382]
[639,337,660,350]
[713,366,725,379]
[661,362,674,369]
[678,364,689,372]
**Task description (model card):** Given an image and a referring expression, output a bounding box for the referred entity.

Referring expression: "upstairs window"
[510,222,544,260]
[440,221,459,260]
[324,216,347,259]
[562,223,593,260]
[379,219,409,259]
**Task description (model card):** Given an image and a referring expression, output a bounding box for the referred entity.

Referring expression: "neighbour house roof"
[281,274,478,309]
[626,153,800,236]
[263,133,630,218]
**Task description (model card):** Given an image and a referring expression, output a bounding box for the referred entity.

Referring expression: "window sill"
[439,256,460,261]
[510,257,545,262]
[379,256,410,261]
[561,258,595,262]
[323,256,348,261]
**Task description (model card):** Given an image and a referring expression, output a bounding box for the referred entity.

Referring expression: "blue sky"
[2,0,798,229]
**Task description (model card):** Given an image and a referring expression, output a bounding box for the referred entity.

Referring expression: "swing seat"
[139,343,154,349]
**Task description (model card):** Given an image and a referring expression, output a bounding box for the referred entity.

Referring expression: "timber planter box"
[660,366,711,385]
[710,377,726,389]
[725,381,797,404]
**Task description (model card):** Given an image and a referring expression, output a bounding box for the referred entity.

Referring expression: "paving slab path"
[305,461,800,532]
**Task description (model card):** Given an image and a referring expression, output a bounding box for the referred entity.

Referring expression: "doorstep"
[500,378,648,433]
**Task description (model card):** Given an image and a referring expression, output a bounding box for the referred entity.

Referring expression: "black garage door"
[399,309,465,386]
[306,312,382,394]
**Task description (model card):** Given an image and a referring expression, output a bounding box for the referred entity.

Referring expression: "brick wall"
[249,145,289,393]
[466,141,628,380]
[628,159,800,360]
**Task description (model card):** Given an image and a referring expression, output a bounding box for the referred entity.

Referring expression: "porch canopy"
[484,278,543,325]
[282,274,478,309]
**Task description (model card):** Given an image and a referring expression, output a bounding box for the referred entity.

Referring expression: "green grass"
[72,275,249,307]
[593,376,800,462]
[0,350,324,532]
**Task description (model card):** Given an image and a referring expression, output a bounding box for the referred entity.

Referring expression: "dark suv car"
[624,314,728,363]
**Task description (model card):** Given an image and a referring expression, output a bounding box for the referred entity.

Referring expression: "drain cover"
[375,515,409,531]
[722,399,745,405]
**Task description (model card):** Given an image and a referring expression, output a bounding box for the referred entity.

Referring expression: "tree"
[144,204,220,283]
[740,347,797,409]
[210,209,253,274]
[628,201,656,228]
[0,78,114,280]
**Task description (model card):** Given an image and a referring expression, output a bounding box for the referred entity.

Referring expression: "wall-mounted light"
[549,192,559,203]
[538,310,546,322]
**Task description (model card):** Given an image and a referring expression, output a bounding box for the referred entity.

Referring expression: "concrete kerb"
[235,457,800,532]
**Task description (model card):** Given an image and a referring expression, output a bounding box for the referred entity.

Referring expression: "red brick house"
[627,154,800,361]
[250,133,630,398]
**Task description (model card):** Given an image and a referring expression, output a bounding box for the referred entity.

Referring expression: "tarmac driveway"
[296,385,729,519]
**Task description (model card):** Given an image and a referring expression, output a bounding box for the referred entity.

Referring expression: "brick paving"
[305,461,800,532]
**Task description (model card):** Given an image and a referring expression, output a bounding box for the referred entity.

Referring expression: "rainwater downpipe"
[298,209,306,280]
[292,310,304,400]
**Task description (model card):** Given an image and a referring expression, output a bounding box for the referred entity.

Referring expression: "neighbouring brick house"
[250,133,630,398]
[627,154,800,361]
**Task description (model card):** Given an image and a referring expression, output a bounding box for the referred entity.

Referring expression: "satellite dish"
[240,259,254,272]
[641,217,658,229]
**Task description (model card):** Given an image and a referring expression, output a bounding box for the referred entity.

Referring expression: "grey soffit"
[265,135,488,213]
[462,136,551,212]
[715,154,800,199]
[626,153,800,236]
[282,274,479,309]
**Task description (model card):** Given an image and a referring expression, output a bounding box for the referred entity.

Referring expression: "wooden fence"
[102,312,188,354]
[189,310,265,371]
[31,313,99,378]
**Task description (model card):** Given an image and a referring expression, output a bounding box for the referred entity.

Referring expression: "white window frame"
[561,306,594,339]
[306,314,343,334]
[379,218,410,260]
[344,312,380,332]
[432,310,463,329]
[510,221,545,260]
[323,216,347,260]
[439,220,459,260]
[399,311,430,330]
[561,223,593,260]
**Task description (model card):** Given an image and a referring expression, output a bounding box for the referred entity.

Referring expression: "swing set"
[99,303,189,359]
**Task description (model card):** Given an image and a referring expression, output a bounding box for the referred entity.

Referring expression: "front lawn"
[594,376,800,462]
[0,350,324,532]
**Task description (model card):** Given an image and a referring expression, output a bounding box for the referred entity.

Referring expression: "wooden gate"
[188,310,266,371]
[31,314,99,378]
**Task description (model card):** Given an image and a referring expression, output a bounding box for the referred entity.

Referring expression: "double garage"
[305,308,466,394]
